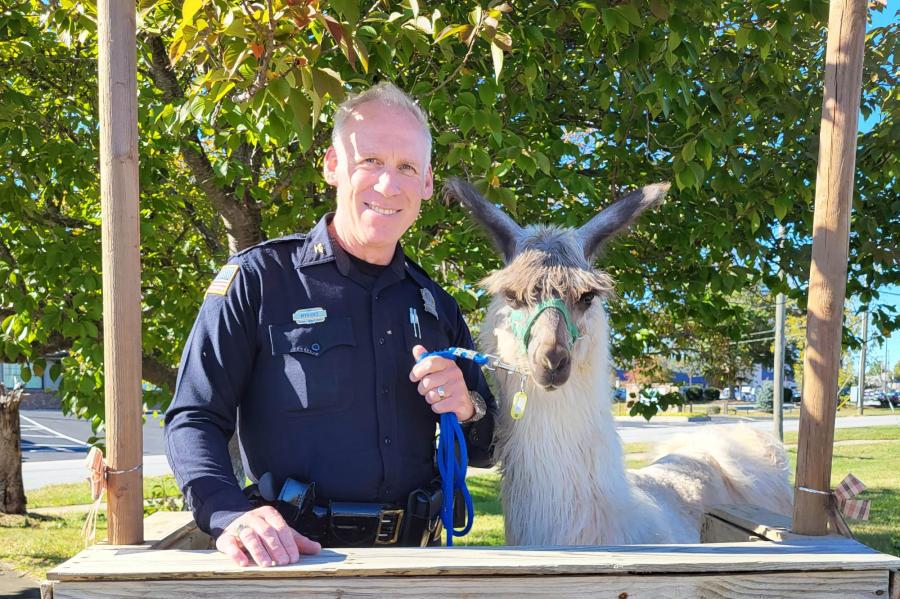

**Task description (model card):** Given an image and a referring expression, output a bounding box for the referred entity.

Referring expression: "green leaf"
[667,34,681,52]
[674,162,694,190]
[735,26,750,49]
[490,41,504,83]
[773,195,792,221]
[617,5,642,27]
[681,139,696,162]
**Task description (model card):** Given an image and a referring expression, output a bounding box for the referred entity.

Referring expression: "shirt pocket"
[268,317,356,415]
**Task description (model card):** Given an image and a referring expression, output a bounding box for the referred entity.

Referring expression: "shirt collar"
[295,212,409,289]
[293,213,337,269]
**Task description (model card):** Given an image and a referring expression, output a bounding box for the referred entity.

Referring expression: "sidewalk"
[0,562,40,598]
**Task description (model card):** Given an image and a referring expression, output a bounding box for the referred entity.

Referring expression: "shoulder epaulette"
[231,233,309,260]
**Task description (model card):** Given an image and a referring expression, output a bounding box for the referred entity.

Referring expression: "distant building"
[1,359,62,392]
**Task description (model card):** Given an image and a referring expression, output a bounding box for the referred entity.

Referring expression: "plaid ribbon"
[834,473,870,521]
[798,473,870,538]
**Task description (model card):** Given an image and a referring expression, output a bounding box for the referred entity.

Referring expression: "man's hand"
[217,505,321,567]
[410,345,475,421]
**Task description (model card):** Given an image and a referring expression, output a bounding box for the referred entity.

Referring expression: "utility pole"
[857,309,868,415]
[773,225,786,440]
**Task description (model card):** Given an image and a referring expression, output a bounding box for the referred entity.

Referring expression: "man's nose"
[373,169,402,196]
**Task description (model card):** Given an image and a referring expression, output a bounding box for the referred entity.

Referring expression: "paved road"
[616,414,900,443]
[20,410,169,490]
[19,408,899,490]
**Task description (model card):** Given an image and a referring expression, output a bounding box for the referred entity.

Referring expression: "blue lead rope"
[418,348,489,546]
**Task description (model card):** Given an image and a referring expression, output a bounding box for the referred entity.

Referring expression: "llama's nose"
[542,347,570,373]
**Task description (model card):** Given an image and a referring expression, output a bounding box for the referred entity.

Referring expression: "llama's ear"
[578,183,670,260]
[443,177,522,263]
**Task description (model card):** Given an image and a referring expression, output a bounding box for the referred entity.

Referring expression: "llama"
[445,178,792,546]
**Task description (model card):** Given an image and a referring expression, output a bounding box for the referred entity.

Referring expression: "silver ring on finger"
[232,523,251,537]
[437,385,446,399]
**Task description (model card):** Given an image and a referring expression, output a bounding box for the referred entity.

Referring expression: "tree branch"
[144,34,263,253]
[233,0,277,104]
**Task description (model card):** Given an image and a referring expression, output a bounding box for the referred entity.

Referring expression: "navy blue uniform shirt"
[165,214,496,537]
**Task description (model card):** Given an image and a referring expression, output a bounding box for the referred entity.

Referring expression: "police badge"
[420,288,438,319]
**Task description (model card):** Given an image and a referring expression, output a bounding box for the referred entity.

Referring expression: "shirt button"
[382,386,388,394]
[379,337,385,345]
[383,436,392,446]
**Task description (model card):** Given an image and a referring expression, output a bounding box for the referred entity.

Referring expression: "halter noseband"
[508,298,581,353]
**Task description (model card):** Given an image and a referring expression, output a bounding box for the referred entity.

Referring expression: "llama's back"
[629,425,793,541]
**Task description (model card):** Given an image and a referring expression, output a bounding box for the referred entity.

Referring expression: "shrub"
[706,405,721,415]
[702,387,721,402]
[683,386,704,403]
[756,381,774,412]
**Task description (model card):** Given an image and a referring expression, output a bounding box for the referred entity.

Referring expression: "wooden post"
[792,0,867,536]
[98,0,143,544]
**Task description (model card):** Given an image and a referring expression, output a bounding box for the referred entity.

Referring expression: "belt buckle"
[375,509,404,545]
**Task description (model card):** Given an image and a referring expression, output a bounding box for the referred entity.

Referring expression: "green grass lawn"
[3,426,898,579]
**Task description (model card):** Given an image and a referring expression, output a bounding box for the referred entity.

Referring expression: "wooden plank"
[144,511,212,550]
[97,0,143,545]
[41,580,55,599]
[793,0,868,536]
[707,504,831,543]
[890,568,899,599]
[700,514,764,543]
[47,541,900,582]
[49,571,890,599]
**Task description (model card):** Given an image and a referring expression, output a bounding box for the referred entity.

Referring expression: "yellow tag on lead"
[510,391,528,420]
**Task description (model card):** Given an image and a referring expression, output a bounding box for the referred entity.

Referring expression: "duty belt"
[244,477,445,547]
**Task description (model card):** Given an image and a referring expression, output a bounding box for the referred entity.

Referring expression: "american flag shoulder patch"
[206,264,240,296]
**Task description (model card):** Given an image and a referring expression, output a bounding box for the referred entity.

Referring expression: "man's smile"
[364,202,401,216]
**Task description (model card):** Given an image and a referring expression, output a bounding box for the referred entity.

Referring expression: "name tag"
[293,307,327,325]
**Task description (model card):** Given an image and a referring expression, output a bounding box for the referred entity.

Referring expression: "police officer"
[165,82,495,567]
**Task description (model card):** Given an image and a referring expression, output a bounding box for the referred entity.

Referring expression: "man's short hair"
[332,81,432,160]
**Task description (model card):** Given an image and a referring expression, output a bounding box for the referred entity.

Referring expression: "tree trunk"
[0,384,27,514]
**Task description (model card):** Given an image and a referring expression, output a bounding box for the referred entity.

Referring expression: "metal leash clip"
[481,353,527,376]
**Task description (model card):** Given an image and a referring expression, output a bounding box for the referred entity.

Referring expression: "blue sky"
[857,7,897,371]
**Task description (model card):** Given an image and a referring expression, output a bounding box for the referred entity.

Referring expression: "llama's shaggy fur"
[478,225,793,546]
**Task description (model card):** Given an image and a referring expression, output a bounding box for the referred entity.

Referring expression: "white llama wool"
[446,178,793,546]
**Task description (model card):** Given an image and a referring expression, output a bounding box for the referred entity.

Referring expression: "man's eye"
[362,158,380,166]
[399,164,417,174]
[579,292,596,306]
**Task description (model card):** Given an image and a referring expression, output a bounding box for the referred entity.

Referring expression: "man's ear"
[323,145,339,187]
[423,164,434,200]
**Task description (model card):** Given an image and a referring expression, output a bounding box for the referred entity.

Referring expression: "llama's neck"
[482,299,643,545]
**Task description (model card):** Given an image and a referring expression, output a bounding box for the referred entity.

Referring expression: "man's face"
[324,101,433,255]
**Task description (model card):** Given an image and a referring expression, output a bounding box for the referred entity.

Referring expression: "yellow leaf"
[182,0,205,24]
[435,24,470,43]
[490,40,503,83]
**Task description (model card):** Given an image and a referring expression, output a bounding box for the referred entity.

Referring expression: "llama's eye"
[504,291,525,309]
[579,292,596,306]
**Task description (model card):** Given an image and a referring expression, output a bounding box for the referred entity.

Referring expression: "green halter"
[508,298,581,353]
